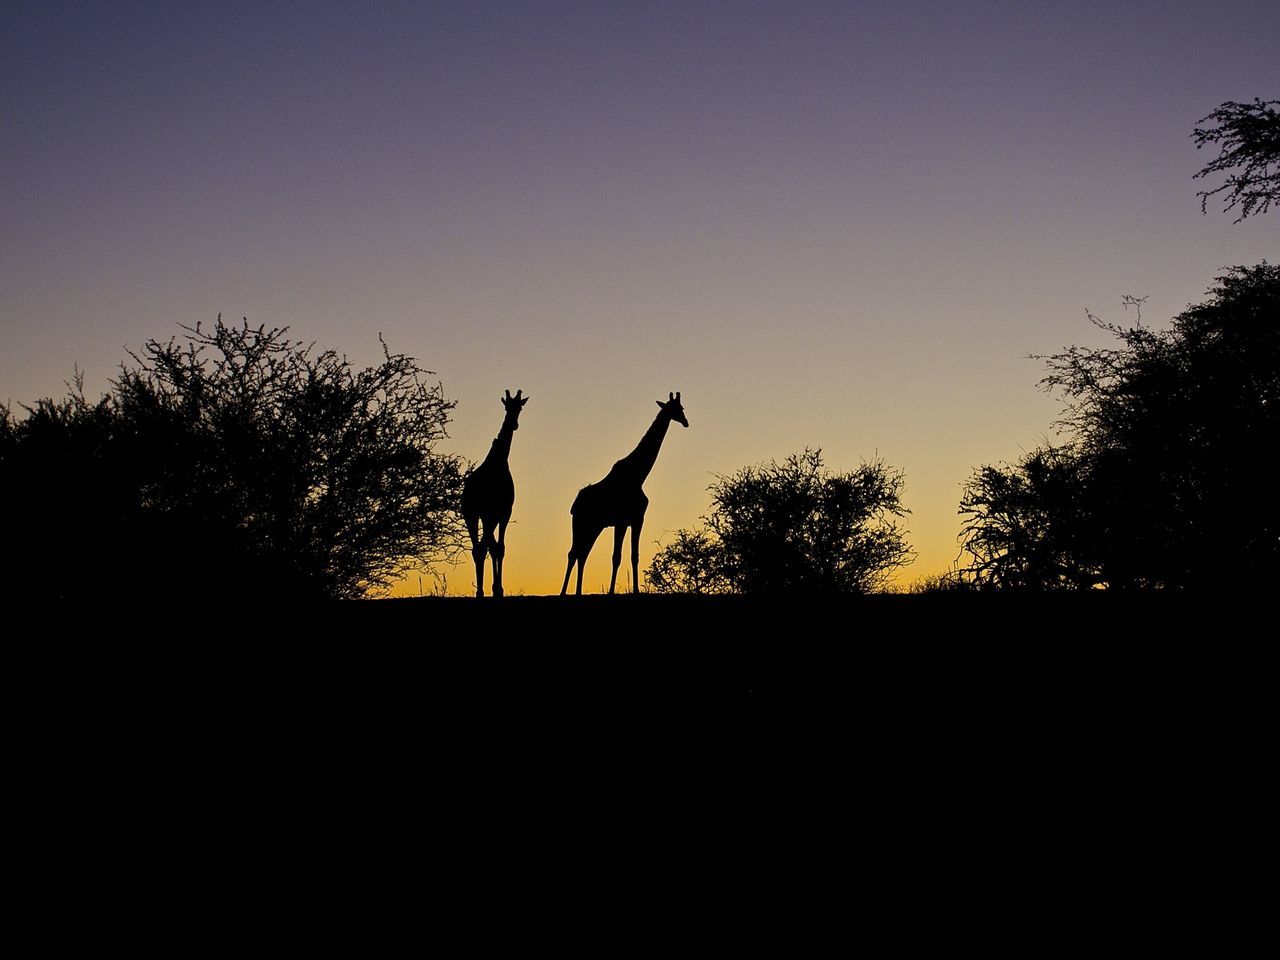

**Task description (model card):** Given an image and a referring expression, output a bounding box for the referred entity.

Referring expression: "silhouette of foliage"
[959,263,1280,590]
[646,529,731,595]
[1,318,465,601]
[959,445,1098,590]
[648,449,912,594]
[1192,98,1279,221]
[903,568,976,594]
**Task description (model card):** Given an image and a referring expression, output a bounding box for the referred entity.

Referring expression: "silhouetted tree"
[959,445,1100,590]
[648,449,912,594]
[646,529,731,595]
[1192,98,1279,221]
[1,318,465,602]
[959,263,1280,590]
[1,374,127,602]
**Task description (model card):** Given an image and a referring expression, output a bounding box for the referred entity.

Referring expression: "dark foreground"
[17,594,1267,953]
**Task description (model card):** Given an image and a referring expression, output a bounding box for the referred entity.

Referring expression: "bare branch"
[1192,98,1280,221]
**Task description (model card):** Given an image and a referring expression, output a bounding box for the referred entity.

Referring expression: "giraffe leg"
[467,515,484,598]
[609,525,625,594]
[566,522,603,595]
[492,520,507,598]
[631,516,644,593]
[479,520,499,598]
[561,553,575,596]
[480,520,498,597]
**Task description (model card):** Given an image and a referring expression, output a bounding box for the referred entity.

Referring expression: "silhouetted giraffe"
[560,392,689,595]
[462,389,529,597]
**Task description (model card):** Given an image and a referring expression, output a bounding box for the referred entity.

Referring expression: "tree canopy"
[1,318,465,602]
[648,448,912,595]
[959,263,1280,590]
[1192,98,1280,221]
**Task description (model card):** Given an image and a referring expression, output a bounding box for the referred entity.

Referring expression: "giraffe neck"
[618,413,671,484]
[481,412,519,468]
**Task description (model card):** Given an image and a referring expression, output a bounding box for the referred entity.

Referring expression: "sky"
[2,0,1276,595]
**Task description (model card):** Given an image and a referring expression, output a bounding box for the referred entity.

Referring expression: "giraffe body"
[561,393,688,595]
[462,389,528,597]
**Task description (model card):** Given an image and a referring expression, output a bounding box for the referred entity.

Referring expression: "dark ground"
[16,593,1267,953]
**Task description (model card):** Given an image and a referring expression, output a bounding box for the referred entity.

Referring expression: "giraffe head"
[501,389,529,429]
[656,391,689,428]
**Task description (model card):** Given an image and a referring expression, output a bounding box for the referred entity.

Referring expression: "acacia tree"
[1,317,466,601]
[957,105,1279,590]
[959,263,1280,590]
[648,449,912,595]
[646,529,732,595]
[958,445,1100,590]
[1192,97,1279,221]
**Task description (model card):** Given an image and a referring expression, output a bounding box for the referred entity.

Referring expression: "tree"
[958,444,1100,590]
[646,529,732,595]
[958,263,1280,590]
[648,449,912,595]
[1192,98,1280,221]
[1,318,466,601]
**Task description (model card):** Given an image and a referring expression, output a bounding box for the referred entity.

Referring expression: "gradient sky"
[3,0,1276,595]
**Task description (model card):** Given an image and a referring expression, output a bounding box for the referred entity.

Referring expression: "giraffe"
[462,389,529,597]
[560,392,689,596]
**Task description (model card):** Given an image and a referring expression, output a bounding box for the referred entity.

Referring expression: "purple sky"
[3,1,1276,593]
